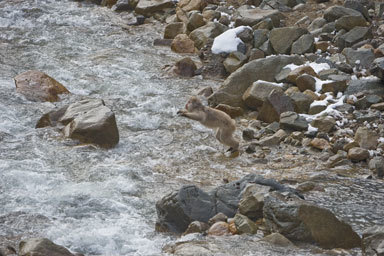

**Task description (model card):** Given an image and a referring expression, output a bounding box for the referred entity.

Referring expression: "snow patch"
[211,26,250,54]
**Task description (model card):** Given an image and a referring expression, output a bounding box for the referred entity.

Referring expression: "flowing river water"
[0,1,383,255]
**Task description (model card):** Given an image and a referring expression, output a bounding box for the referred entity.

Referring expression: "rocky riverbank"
[1,0,384,255]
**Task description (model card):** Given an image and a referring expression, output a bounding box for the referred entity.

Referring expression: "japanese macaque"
[177,96,239,152]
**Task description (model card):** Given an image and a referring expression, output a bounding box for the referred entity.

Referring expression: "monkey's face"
[185,97,202,111]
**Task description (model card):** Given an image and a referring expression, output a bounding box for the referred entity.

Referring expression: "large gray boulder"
[208,55,304,108]
[335,15,367,31]
[263,192,362,249]
[269,27,308,54]
[135,0,175,16]
[234,6,282,27]
[342,48,375,69]
[36,99,119,148]
[19,238,75,256]
[323,6,363,22]
[156,174,302,233]
[345,79,384,96]
[336,26,372,50]
[291,34,314,55]
[242,81,284,110]
[362,225,384,256]
[258,90,295,123]
[189,22,227,49]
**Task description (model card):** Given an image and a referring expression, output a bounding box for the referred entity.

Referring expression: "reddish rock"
[310,138,330,150]
[207,221,230,236]
[287,66,318,84]
[14,70,70,102]
[171,34,195,53]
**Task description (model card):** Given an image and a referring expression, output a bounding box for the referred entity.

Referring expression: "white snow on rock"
[284,62,331,74]
[211,26,250,54]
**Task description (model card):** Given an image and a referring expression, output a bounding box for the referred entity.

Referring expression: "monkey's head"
[185,96,204,112]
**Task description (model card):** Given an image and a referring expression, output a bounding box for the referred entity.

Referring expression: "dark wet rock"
[279,111,308,131]
[238,184,270,220]
[311,116,336,133]
[335,15,367,31]
[189,22,227,49]
[362,225,384,256]
[258,90,295,123]
[14,70,70,102]
[269,27,308,54]
[336,26,372,50]
[242,128,257,141]
[253,29,269,49]
[174,57,197,77]
[242,81,283,110]
[156,174,303,233]
[223,51,247,73]
[348,147,370,161]
[263,192,362,249]
[342,48,375,69]
[261,233,295,247]
[336,62,354,74]
[183,221,210,235]
[153,38,173,46]
[323,6,363,22]
[187,11,205,32]
[370,57,384,81]
[296,74,316,92]
[135,0,175,16]
[171,34,195,53]
[234,6,281,27]
[234,214,257,234]
[208,55,303,108]
[291,34,315,55]
[37,99,119,148]
[208,221,230,236]
[345,79,384,96]
[354,126,379,150]
[164,22,186,39]
[19,238,75,256]
[289,92,313,114]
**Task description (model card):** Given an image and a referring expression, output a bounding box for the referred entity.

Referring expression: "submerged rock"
[19,238,75,256]
[263,192,362,249]
[14,70,70,102]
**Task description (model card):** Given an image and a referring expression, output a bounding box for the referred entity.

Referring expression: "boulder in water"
[19,238,75,256]
[14,70,70,102]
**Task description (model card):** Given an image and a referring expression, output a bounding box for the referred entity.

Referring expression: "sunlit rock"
[36,99,119,149]
[14,70,70,102]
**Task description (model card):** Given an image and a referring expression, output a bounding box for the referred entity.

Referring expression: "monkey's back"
[203,107,236,131]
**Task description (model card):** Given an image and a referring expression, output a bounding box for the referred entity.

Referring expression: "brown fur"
[178,96,239,150]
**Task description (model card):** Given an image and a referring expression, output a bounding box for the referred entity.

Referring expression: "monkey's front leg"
[177,110,204,122]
